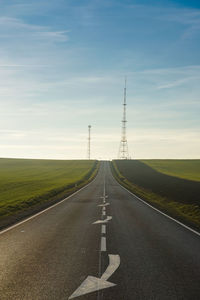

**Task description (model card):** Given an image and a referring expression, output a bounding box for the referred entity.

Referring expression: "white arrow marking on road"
[93,216,112,224]
[69,276,115,299]
[68,254,120,299]
[98,203,110,207]
[101,254,120,280]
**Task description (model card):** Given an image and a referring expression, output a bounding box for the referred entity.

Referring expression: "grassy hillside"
[0,158,98,222]
[141,159,200,182]
[111,160,200,231]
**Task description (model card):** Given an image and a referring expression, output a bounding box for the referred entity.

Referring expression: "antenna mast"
[88,125,91,160]
[118,77,129,159]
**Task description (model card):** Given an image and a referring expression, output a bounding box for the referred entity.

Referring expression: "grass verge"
[111,160,200,232]
[0,159,99,230]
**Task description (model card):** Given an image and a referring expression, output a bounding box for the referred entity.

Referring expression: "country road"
[0,161,200,299]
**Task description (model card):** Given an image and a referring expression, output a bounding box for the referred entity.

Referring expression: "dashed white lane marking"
[93,216,112,225]
[103,181,106,197]
[101,237,106,252]
[69,173,120,299]
[101,225,106,234]
[68,254,120,299]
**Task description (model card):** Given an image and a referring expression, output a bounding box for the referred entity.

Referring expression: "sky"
[0,0,200,160]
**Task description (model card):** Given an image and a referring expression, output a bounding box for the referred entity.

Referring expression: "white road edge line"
[119,182,200,237]
[101,237,106,251]
[0,175,98,236]
[101,225,106,234]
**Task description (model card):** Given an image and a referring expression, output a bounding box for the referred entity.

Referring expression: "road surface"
[0,161,200,299]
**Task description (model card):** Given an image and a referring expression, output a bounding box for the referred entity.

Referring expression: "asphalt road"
[0,161,200,300]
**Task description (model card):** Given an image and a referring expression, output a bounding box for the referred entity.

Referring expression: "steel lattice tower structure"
[118,78,129,159]
[87,125,91,160]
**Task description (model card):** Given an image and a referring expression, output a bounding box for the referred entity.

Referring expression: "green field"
[0,158,98,221]
[112,160,200,231]
[141,159,200,182]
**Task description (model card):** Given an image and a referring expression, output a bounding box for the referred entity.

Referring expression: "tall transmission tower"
[87,125,91,160]
[118,78,129,159]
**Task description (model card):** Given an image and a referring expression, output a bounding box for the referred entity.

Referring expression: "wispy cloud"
[130,65,200,91]
[126,4,200,41]
[158,7,200,24]
[157,7,200,39]
[0,17,69,42]
[156,78,195,90]
[139,65,200,75]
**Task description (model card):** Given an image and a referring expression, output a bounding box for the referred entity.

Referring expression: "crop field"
[141,159,200,182]
[112,160,200,230]
[0,158,98,222]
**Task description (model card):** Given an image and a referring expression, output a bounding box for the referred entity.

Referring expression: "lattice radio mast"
[88,125,91,160]
[118,78,129,159]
